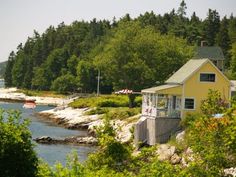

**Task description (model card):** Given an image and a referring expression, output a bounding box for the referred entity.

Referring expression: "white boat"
[23,99,36,109]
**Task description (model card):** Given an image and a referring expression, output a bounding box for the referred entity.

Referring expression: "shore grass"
[69,94,142,108]
[17,89,66,98]
[70,94,142,121]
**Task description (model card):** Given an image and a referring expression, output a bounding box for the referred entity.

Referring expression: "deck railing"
[156,109,181,118]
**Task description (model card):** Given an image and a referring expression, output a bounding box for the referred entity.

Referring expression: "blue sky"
[0,0,236,62]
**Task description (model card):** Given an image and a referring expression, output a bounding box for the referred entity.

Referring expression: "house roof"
[166,59,209,84]
[193,46,225,61]
[142,84,180,93]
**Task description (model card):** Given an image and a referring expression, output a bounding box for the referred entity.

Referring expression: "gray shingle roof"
[166,59,209,84]
[193,47,225,61]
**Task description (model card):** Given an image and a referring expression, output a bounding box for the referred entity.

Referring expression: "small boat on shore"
[23,99,36,109]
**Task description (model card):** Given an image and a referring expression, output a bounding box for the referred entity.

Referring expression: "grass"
[69,95,142,108]
[17,89,66,98]
[71,94,142,122]
[105,107,141,120]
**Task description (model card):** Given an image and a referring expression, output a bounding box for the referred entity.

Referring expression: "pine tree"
[216,16,231,67]
[4,51,15,87]
[203,9,220,46]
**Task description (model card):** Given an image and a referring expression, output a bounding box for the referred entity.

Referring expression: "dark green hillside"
[0,61,7,78]
[4,1,236,93]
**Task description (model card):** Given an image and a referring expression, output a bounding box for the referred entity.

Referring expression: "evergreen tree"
[202,9,220,46]
[228,14,236,43]
[4,51,15,87]
[177,0,187,17]
[216,16,231,67]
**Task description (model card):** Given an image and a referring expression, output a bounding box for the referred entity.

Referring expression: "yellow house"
[135,59,230,145]
[141,58,230,119]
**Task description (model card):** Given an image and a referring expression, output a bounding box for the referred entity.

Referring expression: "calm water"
[0,81,95,165]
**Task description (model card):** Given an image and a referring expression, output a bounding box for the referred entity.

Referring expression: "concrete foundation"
[134,116,181,146]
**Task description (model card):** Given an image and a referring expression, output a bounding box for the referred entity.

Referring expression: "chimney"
[201,41,207,47]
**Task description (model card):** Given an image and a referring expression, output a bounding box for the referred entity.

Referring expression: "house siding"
[157,85,182,95]
[183,62,230,117]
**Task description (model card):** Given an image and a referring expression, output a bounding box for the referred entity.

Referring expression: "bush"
[86,116,132,171]
[200,89,228,117]
[85,107,109,115]
[184,113,236,176]
[37,151,84,177]
[0,109,38,177]
[180,113,202,128]
[69,95,142,109]
[105,108,140,120]
[51,73,77,94]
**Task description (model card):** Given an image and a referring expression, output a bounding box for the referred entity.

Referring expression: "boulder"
[176,131,185,143]
[224,167,236,177]
[157,144,176,161]
[170,153,181,165]
[35,136,53,143]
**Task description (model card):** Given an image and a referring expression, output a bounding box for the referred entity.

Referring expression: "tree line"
[4,1,236,93]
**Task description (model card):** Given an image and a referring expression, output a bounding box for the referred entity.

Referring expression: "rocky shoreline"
[0,87,138,144]
[0,88,73,106]
[34,136,98,146]
[37,106,139,143]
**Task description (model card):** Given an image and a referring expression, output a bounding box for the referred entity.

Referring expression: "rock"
[157,144,176,161]
[224,167,236,177]
[35,136,53,143]
[170,153,181,165]
[185,147,193,155]
[34,136,97,145]
[176,131,185,143]
[180,147,194,167]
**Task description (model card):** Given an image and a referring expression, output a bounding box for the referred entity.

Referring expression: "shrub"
[0,109,38,177]
[85,107,109,115]
[69,95,141,109]
[86,116,132,171]
[37,151,84,177]
[200,89,228,117]
[105,108,140,120]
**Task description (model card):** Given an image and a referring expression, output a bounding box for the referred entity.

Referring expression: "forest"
[4,1,236,93]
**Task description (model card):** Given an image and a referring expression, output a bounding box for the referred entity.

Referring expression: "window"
[200,73,215,82]
[184,98,194,109]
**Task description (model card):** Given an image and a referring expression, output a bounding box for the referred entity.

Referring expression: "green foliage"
[5,8,236,91]
[37,151,84,177]
[184,114,236,176]
[230,42,236,75]
[105,107,140,120]
[0,61,7,78]
[138,158,180,177]
[216,16,231,67]
[67,55,79,76]
[181,113,203,128]
[69,95,141,108]
[94,21,193,92]
[202,9,220,46]
[4,51,15,87]
[0,109,38,177]
[51,73,77,94]
[86,116,132,171]
[19,89,65,98]
[200,89,228,117]
[76,60,97,93]
[85,107,109,115]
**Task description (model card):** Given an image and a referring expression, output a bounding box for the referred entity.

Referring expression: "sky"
[0,0,236,62]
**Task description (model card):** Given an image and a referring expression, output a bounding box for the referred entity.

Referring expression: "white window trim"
[199,72,216,83]
[184,97,195,110]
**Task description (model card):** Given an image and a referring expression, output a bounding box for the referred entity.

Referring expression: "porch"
[142,92,182,119]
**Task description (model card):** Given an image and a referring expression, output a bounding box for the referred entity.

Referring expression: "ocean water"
[0,81,96,165]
